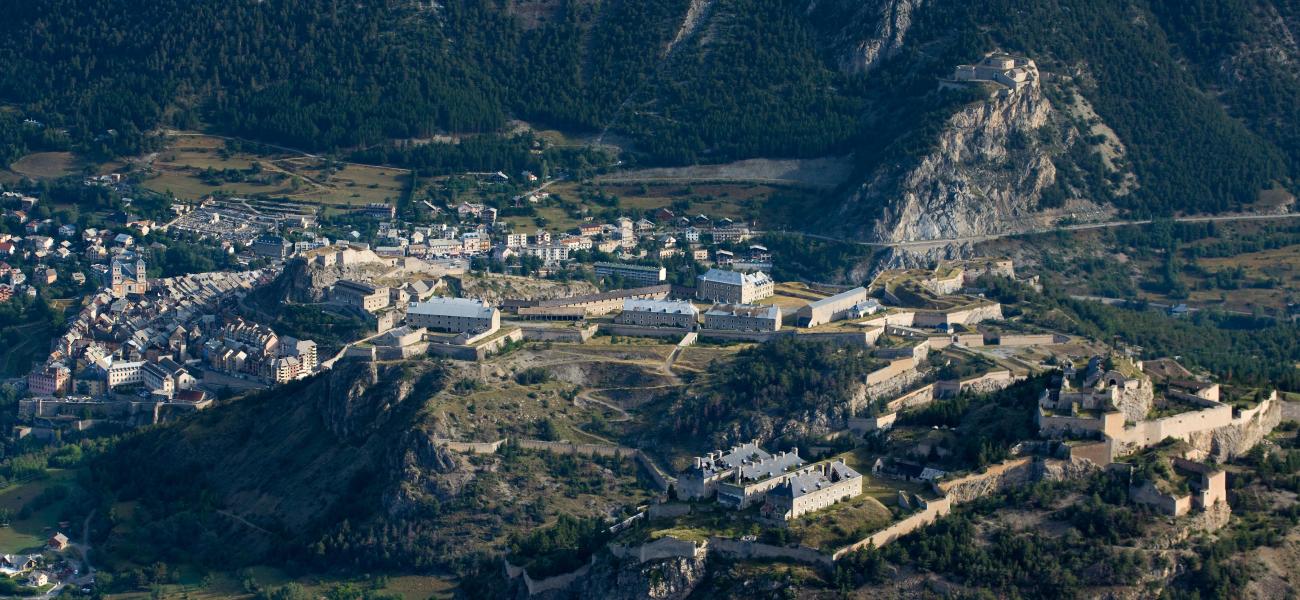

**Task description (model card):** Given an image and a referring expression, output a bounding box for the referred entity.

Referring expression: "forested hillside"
[2,0,1297,216]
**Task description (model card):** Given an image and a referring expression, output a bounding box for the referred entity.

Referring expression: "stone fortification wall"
[861,311,916,329]
[832,496,953,558]
[796,329,883,347]
[865,358,916,386]
[697,329,792,343]
[934,370,1020,398]
[599,323,693,339]
[609,537,706,564]
[887,383,937,413]
[997,333,1058,346]
[1113,403,1234,454]
[710,537,832,568]
[516,323,599,342]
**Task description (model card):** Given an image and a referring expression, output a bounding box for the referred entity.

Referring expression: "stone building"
[141,357,195,398]
[406,297,500,333]
[703,303,782,332]
[614,299,698,329]
[795,287,870,327]
[26,364,70,396]
[696,268,773,304]
[952,53,1039,91]
[105,360,144,388]
[715,450,808,509]
[762,460,864,521]
[678,441,773,500]
[332,280,391,313]
[531,285,670,317]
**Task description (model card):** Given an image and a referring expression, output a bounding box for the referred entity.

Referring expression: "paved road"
[1068,294,1266,318]
[773,211,1300,249]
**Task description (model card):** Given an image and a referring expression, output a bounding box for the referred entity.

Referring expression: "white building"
[406,297,500,333]
[105,360,144,388]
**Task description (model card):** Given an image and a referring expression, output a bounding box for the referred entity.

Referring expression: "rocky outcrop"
[529,552,707,600]
[318,361,418,441]
[938,457,1098,504]
[1191,396,1283,462]
[1116,378,1155,424]
[829,64,1113,244]
[812,0,925,74]
[870,83,1053,242]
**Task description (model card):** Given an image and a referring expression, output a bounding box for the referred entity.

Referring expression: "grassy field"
[786,494,894,550]
[490,180,819,234]
[140,134,409,208]
[0,469,79,554]
[109,567,455,600]
[1,151,81,182]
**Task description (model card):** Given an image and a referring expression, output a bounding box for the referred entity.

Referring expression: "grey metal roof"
[407,297,495,319]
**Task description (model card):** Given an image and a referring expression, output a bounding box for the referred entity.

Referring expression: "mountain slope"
[1,0,1296,234]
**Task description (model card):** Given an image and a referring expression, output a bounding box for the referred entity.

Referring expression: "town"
[4,170,1291,596]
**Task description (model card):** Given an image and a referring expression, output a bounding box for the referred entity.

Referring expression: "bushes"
[507,514,610,578]
[514,367,552,386]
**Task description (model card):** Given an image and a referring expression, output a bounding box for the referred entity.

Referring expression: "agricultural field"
[106,566,455,600]
[0,469,80,554]
[0,151,83,183]
[138,134,409,209]
[436,177,822,234]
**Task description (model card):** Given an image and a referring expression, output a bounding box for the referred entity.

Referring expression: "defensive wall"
[515,322,599,343]
[599,323,694,339]
[832,495,953,559]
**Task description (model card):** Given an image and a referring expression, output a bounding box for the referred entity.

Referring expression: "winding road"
[774,211,1300,249]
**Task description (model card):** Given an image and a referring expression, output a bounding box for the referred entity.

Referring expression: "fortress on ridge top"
[951,53,1039,92]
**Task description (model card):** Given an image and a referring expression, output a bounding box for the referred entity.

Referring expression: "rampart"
[866,358,916,386]
[832,496,953,558]
[516,323,598,343]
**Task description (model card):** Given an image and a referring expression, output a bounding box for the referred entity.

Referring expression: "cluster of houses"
[0,191,170,304]
[21,256,301,425]
[275,197,765,278]
[203,318,318,384]
[0,531,83,592]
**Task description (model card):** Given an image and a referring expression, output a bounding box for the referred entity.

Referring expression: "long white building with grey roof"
[614,298,698,328]
[406,297,500,334]
[696,268,774,304]
[796,286,872,327]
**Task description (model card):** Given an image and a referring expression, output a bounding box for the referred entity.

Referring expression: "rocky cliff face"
[1189,396,1284,462]
[811,0,925,74]
[320,361,420,442]
[1116,379,1155,424]
[847,80,1065,243]
[560,554,707,600]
